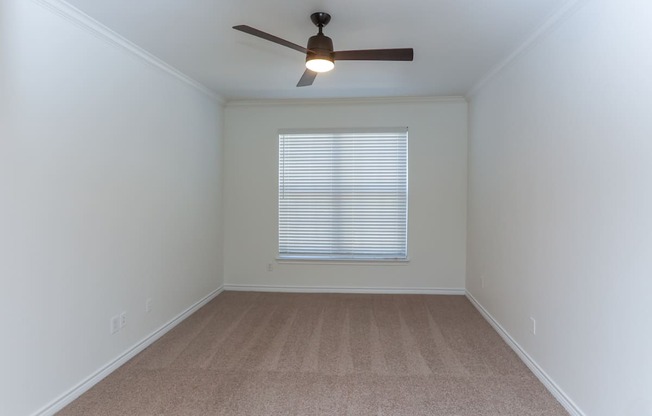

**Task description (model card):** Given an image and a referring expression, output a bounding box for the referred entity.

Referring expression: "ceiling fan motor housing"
[306,33,334,63]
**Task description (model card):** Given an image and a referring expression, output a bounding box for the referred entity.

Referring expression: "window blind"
[279,129,408,260]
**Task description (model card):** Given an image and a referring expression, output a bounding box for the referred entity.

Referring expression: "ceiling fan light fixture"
[305,57,334,73]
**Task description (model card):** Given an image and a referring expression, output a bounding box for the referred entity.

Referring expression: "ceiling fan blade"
[333,48,414,61]
[233,25,309,54]
[297,69,318,87]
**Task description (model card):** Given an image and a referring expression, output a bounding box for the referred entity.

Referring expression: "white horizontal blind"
[279,129,407,260]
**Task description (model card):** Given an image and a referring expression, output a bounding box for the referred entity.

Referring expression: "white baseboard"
[33,285,224,416]
[465,291,585,416]
[224,284,465,295]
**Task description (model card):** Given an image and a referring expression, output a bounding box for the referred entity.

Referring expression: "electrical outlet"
[120,312,127,328]
[145,298,152,313]
[530,317,536,335]
[110,315,120,334]
[267,263,273,272]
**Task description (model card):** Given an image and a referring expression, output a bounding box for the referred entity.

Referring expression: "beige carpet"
[59,292,568,415]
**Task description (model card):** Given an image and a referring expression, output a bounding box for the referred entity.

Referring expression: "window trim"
[277,127,409,262]
[275,258,410,266]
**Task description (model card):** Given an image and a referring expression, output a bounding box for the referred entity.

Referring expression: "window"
[278,128,408,260]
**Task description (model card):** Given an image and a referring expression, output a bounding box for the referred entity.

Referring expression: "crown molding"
[466,0,589,98]
[226,95,467,107]
[31,0,224,104]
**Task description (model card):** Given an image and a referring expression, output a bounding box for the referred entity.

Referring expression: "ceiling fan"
[233,12,414,87]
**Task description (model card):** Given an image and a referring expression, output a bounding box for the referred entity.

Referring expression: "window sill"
[276,257,410,266]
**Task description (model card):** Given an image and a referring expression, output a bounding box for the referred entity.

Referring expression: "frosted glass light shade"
[306,58,334,73]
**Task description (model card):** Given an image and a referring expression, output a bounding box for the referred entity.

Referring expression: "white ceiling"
[63,0,567,100]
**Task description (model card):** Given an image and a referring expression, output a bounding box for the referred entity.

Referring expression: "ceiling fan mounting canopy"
[310,12,331,28]
[233,12,413,87]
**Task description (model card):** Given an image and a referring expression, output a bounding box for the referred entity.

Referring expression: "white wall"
[224,99,467,291]
[467,0,652,415]
[0,1,224,415]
